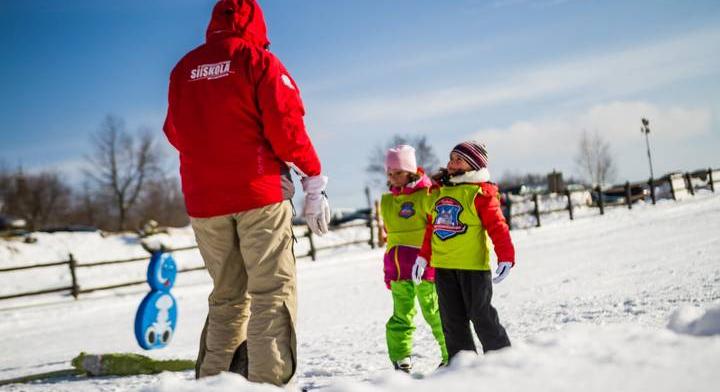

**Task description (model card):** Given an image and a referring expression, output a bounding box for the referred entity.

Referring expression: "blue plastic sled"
[134,252,178,350]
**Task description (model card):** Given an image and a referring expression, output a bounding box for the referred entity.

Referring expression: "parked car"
[330,208,371,226]
[0,215,29,239]
[0,215,26,231]
[565,183,588,192]
[592,184,648,205]
[292,208,372,227]
[501,184,529,196]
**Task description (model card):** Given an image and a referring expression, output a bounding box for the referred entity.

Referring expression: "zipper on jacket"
[394,247,401,282]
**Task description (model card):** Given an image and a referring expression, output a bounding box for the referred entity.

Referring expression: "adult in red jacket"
[163,0,330,386]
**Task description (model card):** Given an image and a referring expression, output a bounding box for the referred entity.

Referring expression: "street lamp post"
[641,118,654,180]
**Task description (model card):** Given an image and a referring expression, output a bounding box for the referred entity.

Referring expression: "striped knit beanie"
[451,141,489,170]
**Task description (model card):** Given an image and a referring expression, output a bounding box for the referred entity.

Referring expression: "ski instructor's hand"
[492,261,513,284]
[302,175,331,236]
[411,256,428,285]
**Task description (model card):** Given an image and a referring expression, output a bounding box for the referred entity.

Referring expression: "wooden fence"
[0,220,378,302]
[505,168,717,229]
[2,167,715,302]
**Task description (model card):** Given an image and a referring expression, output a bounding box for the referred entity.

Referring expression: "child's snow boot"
[393,357,412,373]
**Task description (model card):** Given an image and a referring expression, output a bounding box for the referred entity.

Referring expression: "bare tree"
[575,129,617,187]
[85,115,162,231]
[60,181,112,230]
[24,172,70,230]
[366,134,440,187]
[0,163,8,212]
[0,167,71,230]
[135,175,189,228]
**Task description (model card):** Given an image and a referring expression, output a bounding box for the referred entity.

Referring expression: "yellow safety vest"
[381,190,429,250]
[422,184,491,271]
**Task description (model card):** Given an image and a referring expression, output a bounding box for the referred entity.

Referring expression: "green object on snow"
[72,352,195,376]
[0,369,79,386]
[0,353,194,386]
[386,281,448,363]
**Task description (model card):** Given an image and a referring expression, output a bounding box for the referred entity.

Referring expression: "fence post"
[669,176,677,201]
[596,186,605,215]
[685,172,695,196]
[375,200,385,247]
[505,194,513,230]
[649,177,656,205]
[306,230,317,261]
[367,213,376,250]
[68,253,79,299]
[709,168,715,193]
[625,181,632,209]
[565,189,574,220]
[533,193,541,227]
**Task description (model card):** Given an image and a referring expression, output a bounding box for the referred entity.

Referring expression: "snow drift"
[668,304,720,336]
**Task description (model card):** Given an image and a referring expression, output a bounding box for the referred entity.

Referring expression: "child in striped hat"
[413,140,516,362]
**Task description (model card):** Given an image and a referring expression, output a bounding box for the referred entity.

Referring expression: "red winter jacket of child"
[419,171,515,265]
[163,0,321,217]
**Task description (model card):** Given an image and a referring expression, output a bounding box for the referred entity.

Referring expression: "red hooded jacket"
[163,0,321,217]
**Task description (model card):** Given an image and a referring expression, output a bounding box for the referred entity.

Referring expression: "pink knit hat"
[385,145,417,173]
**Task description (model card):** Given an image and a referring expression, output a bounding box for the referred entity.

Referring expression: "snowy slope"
[1,192,719,391]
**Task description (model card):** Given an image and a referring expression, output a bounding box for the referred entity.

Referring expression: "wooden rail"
[0,218,379,302]
[504,168,716,229]
[2,167,715,302]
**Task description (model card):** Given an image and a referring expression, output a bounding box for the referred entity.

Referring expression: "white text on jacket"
[190,61,231,81]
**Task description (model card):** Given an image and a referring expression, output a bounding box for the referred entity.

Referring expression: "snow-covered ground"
[1,192,719,391]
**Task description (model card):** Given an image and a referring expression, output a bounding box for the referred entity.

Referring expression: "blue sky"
[1,0,719,208]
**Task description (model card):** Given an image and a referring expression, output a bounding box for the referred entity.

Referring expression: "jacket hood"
[206,0,270,48]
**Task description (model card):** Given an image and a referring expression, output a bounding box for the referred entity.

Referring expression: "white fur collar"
[448,168,491,184]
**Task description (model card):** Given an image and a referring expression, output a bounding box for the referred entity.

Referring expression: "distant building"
[547,170,565,193]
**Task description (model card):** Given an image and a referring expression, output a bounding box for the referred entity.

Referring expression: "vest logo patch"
[433,197,467,240]
[399,202,415,219]
[190,60,232,81]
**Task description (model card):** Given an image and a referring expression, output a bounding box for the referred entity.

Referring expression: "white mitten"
[492,261,513,284]
[411,256,428,285]
[301,175,330,236]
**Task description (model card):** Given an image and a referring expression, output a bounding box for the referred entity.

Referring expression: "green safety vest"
[381,190,429,250]
[422,184,491,271]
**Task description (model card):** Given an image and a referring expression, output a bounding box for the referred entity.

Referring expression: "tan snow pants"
[191,200,296,386]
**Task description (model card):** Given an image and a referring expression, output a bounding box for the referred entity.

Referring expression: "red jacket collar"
[390,169,432,196]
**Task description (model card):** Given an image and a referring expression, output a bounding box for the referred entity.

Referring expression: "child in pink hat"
[380,144,448,373]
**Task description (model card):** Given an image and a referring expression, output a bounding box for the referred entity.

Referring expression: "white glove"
[301,175,331,236]
[411,256,428,285]
[492,261,513,284]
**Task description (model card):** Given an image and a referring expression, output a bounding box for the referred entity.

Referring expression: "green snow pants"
[386,280,448,364]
